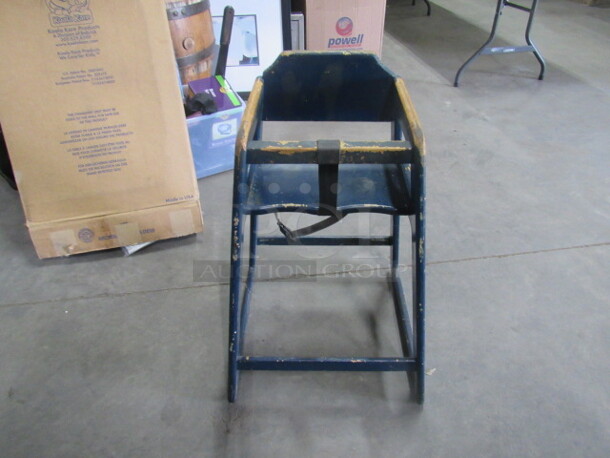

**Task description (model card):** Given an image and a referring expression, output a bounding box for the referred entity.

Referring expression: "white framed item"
[210,0,285,93]
[291,13,305,51]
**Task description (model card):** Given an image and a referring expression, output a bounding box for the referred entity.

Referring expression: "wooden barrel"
[165,0,215,84]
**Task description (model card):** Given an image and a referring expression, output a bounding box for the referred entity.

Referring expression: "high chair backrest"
[261,51,398,122]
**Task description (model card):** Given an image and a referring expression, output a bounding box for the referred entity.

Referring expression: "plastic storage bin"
[186,76,244,178]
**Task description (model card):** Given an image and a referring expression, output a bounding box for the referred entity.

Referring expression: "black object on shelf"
[184,92,218,116]
[282,0,292,50]
[215,6,235,78]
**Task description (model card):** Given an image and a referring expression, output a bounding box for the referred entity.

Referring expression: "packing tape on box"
[50,230,77,257]
[114,222,141,247]
[170,209,196,236]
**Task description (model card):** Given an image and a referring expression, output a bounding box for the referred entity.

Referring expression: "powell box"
[293,0,387,56]
[0,0,203,258]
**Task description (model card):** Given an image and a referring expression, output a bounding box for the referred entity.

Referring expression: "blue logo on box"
[218,123,232,135]
[78,228,94,243]
[212,119,237,141]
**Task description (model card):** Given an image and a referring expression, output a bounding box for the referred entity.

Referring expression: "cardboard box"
[186,76,244,178]
[295,0,387,56]
[0,0,204,258]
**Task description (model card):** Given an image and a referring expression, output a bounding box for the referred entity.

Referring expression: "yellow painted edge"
[236,78,264,159]
[260,145,317,156]
[342,145,406,153]
[395,78,426,157]
[259,142,406,155]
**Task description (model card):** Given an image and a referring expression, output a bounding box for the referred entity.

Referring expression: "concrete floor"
[1,0,609,456]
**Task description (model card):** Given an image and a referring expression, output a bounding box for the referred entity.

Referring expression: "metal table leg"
[454,0,546,87]
[412,0,432,16]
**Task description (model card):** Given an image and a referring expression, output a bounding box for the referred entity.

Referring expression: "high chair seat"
[245,164,413,215]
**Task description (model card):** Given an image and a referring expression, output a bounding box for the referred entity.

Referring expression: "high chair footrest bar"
[257,236,393,246]
[238,357,417,371]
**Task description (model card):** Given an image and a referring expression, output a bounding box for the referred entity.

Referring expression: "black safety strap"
[275,139,344,243]
[317,139,340,215]
[275,213,345,244]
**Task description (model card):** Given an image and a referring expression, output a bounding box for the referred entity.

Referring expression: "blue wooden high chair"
[228,51,426,403]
